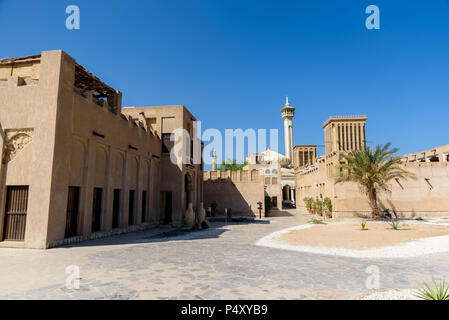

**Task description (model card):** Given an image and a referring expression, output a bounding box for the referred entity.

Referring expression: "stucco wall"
[203,170,265,216]
[296,154,449,218]
[0,51,164,248]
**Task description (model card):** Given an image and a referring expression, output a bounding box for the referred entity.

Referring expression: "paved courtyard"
[1,210,448,300]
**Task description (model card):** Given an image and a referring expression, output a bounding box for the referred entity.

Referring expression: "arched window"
[272,169,278,174]
[265,169,270,174]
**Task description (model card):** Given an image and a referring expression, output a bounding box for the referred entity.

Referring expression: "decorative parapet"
[203,169,260,183]
[322,115,367,128]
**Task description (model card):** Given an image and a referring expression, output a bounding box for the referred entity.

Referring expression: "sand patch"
[280,222,449,249]
[256,221,449,258]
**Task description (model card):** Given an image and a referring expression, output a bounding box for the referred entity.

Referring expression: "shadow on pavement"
[59,216,270,249]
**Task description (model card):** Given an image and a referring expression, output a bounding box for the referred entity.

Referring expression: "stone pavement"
[0,210,448,300]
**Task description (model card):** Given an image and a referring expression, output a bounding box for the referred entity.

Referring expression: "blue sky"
[1,0,449,164]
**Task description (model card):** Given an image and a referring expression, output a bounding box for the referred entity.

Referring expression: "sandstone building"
[0,50,203,249]
[295,115,449,217]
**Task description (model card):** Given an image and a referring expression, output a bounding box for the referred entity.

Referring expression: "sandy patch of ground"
[255,221,449,258]
[358,289,419,300]
[281,221,449,249]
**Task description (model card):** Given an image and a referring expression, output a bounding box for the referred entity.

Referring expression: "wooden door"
[3,186,29,241]
[65,187,80,238]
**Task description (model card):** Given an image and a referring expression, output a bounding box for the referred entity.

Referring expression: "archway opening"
[282,185,291,201]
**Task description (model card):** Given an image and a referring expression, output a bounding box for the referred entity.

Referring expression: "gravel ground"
[359,289,419,300]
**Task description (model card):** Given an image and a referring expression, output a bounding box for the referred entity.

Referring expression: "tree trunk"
[367,187,379,218]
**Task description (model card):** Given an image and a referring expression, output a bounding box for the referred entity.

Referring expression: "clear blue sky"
[1,0,449,163]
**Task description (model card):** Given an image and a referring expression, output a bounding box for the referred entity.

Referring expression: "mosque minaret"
[281,95,296,167]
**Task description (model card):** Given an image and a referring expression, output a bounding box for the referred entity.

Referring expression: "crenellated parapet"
[203,169,261,183]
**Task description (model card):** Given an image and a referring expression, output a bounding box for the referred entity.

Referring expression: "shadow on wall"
[204,177,261,216]
[378,199,417,219]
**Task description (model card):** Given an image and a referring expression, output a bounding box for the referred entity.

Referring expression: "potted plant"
[310,198,316,214]
[304,197,313,214]
[315,198,323,217]
[361,221,368,231]
[323,197,333,219]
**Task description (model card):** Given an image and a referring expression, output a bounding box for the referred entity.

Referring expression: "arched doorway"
[282,185,291,201]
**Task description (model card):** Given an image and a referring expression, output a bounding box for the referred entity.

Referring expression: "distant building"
[295,115,449,218]
[203,97,297,213]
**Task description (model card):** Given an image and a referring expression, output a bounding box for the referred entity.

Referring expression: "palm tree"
[335,142,415,217]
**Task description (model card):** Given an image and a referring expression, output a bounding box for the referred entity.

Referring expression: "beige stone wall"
[0,57,40,83]
[297,157,449,218]
[122,105,204,226]
[0,51,63,248]
[203,170,265,216]
[245,163,282,207]
[0,51,167,249]
[332,162,449,218]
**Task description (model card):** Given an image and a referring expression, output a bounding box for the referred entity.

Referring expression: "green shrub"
[361,221,367,230]
[323,197,332,216]
[309,218,326,225]
[414,278,449,300]
[388,219,401,230]
[304,197,313,211]
[314,198,323,213]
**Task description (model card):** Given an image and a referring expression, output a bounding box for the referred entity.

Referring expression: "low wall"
[203,170,265,216]
[298,162,449,218]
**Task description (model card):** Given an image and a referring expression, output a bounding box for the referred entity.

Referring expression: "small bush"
[388,219,401,230]
[361,221,367,230]
[414,278,449,300]
[304,197,313,211]
[313,198,323,214]
[309,218,326,225]
[323,197,332,216]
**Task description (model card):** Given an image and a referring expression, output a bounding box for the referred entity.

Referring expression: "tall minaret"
[212,149,217,171]
[281,95,296,167]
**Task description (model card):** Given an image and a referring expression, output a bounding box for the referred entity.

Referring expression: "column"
[103,146,114,232]
[350,123,355,150]
[135,155,144,225]
[121,151,129,228]
[80,139,97,237]
[0,131,6,240]
[144,158,151,223]
[302,150,305,167]
[338,124,342,151]
[361,124,366,149]
[149,158,160,224]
